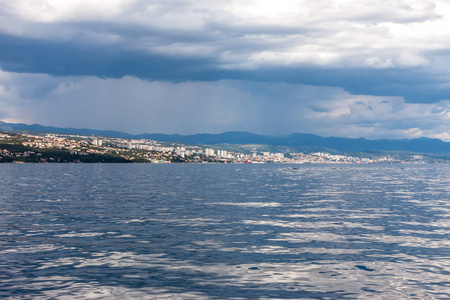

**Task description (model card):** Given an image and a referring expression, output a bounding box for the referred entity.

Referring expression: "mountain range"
[1,121,450,155]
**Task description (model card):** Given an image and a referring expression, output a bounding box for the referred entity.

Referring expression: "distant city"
[0,131,445,164]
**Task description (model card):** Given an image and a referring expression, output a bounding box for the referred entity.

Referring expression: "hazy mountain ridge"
[1,121,449,154]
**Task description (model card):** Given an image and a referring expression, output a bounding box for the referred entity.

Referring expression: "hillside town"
[0,131,442,163]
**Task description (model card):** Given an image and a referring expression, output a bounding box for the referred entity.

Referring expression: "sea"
[0,164,449,299]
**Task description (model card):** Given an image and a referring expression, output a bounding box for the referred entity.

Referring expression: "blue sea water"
[0,164,449,299]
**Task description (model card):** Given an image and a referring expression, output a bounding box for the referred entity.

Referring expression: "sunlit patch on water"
[213,202,282,207]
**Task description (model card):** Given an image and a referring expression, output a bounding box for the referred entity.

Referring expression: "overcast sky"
[1,0,450,140]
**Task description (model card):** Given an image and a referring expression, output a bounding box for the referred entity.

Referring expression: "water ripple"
[0,164,449,299]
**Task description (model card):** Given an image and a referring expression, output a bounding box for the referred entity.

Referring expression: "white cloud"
[434,131,450,141]
[1,0,133,22]
[397,52,429,67]
[363,57,395,69]
[0,0,449,69]
[305,96,450,139]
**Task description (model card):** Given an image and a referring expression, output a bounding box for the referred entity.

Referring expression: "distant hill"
[1,121,450,154]
[0,121,134,139]
[136,132,450,154]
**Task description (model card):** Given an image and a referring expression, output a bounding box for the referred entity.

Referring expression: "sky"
[1,0,450,140]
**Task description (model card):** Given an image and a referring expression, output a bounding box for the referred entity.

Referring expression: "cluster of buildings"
[0,149,39,158]
[0,132,432,163]
[0,149,49,163]
[288,152,398,164]
[22,135,91,150]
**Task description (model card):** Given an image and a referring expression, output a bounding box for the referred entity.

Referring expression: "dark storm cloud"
[308,105,330,113]
[1,0,449,104]
[1,32,449,103]
[0,34,217,80]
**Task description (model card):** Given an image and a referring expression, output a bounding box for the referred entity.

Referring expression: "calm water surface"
[0,164,449,299]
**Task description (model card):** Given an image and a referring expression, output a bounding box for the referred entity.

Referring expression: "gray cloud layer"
[1,71,450,140]
[1,0,450,139]
[1,0,450,101]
